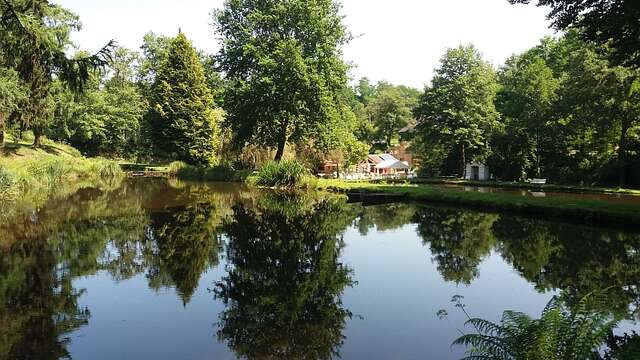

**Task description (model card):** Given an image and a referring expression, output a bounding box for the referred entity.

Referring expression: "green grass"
[318,179,640,226]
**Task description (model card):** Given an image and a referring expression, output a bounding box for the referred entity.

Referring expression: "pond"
[1,178,639,359]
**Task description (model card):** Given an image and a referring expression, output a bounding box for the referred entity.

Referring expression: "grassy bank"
[318,179,640,226]
[0,135,125,203]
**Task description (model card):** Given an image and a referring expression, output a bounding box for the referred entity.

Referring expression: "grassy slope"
[0,134,123,203]
[1,133,82,160]
[318,179,640,226]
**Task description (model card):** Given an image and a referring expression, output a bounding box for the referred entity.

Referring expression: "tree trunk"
[618,119,630,188]
[274,121,288,162]
[460,143,466,179]
[33,127,43,148]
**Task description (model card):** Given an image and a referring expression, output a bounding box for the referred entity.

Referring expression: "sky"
[54,0,555,89]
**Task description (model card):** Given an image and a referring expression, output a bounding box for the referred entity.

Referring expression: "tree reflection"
[146,197,225,305]
[354,203,417,235]
[0,241,90,360]
[414,207,499,284]
[495,215,640,319]
[214,194,356,360]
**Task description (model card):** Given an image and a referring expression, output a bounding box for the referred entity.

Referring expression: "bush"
[251,160,313,188]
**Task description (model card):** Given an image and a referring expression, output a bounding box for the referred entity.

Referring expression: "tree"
[137,32,171,98]
[369,84,418,150]
[414,45,499,177]
[0,0,113,147]
[492,52,560,180]
[147,32,221,165]
[0,66,26,148]
[48,48,145,157]
[508,0,640,68]
[214,0,351,161]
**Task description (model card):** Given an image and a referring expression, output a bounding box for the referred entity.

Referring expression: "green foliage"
[148,32,221,165]
[487,32,640,187]
[508,0,640,68]
[453,293,619,360]
[368,82,419,150]
[48,47,146,158]
[214,0,352,161]
[491,51,560,180]
[251,160,313,188]
[0,0,113,146]
[0,66,27,147]
[414,44,499,177]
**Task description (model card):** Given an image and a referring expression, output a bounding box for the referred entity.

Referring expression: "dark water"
[1,179,639,360]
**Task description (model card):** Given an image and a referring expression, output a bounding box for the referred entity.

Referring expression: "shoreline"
[317,179,640,227]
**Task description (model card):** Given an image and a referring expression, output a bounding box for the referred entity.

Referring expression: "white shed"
[465,162,491,181]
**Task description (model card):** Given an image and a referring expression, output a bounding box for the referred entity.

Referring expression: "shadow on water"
[0,178,640,358]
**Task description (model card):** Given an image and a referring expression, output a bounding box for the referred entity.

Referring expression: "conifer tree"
[148,32,221,165]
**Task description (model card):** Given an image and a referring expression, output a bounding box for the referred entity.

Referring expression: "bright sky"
[54,0,555,89]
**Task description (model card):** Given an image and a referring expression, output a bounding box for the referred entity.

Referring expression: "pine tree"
[148,32,220,165]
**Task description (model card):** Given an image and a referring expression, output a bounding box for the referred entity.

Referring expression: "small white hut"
[465,162,491,181]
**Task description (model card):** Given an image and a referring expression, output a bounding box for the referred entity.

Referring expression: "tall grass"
[0,155,124,201]
[250,160,315,188]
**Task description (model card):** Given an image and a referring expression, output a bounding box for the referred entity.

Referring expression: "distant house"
[465,162,491,181]
[361,154,411,176]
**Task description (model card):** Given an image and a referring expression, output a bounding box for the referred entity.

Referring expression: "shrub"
[251,160,313,188]
[452,292,618,360]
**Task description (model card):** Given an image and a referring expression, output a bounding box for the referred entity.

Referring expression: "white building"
[465,162,491,181]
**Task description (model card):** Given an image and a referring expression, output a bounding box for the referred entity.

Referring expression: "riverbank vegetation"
[0,134,123,203]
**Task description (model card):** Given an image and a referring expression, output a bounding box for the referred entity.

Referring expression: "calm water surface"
[1,179,639,359]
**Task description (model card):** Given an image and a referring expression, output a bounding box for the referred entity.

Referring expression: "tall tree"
[148,32,221,165]
[0,0,112,147]
[492,52,560,180]
[414,45,499,177]
[508,0,640,68]
[214,0,351,161]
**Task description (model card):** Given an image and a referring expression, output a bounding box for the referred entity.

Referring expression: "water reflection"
[214,194,356,359]
[0,179,639,359]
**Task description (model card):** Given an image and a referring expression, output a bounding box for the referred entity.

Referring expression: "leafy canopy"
[214,0,352,161]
